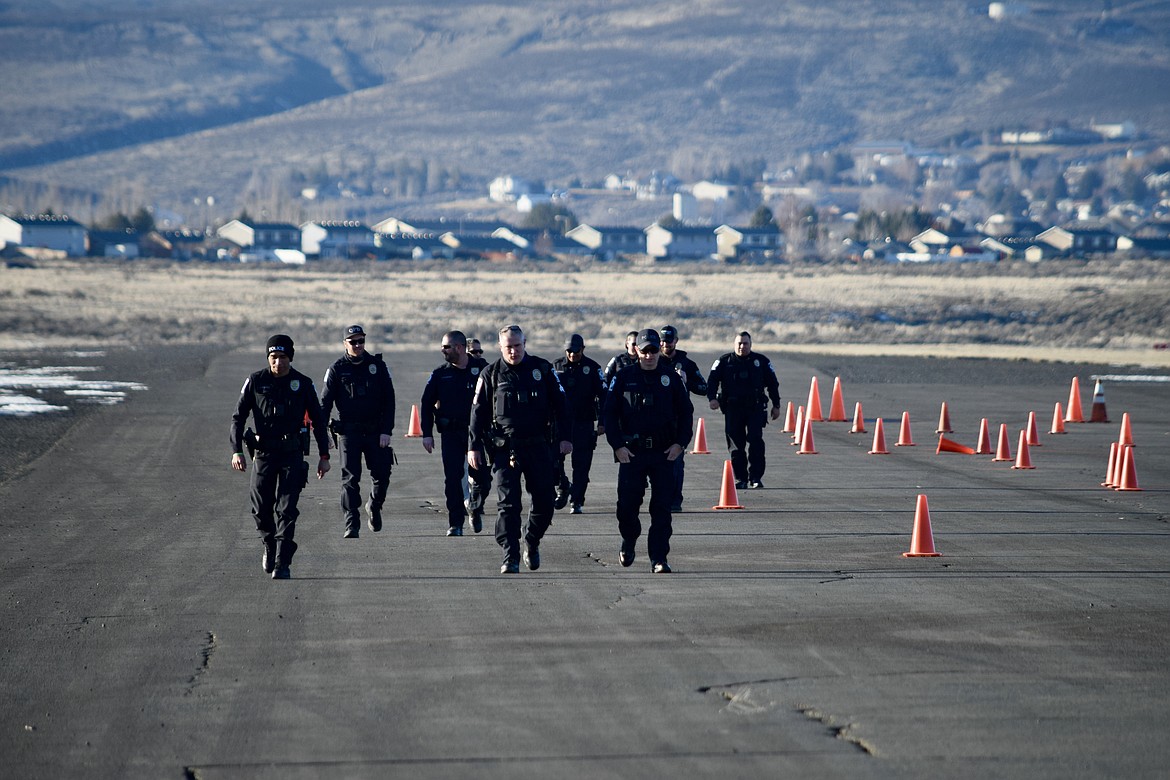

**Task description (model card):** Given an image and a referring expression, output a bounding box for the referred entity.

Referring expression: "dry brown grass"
[2,258,1168,367]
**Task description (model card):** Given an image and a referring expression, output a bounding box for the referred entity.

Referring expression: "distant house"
[691,181,737,202]
[86,229,140,258]
[0,214,87,256]
[644,224,717,260]
[372,217,506,237]
[489,176,534,203]
[1116,235,1170,259]
[566,224,646,259]
[300,221,374,259]
[714,225,784,260]
[217,220,300,251]
[438,232,527,261]
[909,226,983,254]
[493,227,592,258]
[142,229,208,261]
[375,232,452,261]
[1035,226,1118,255]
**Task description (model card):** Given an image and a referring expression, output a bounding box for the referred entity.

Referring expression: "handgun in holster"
[243,428,258,460]
[327,418,341,449]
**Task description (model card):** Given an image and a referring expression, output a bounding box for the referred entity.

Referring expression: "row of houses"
[0,214,785,263]
[4,212,1169,264]
[845,218,1170,263]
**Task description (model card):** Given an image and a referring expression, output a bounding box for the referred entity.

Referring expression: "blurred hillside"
[1,0,1168,222]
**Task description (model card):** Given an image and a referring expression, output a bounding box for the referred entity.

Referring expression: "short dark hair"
[444,330,467,347]
[737,331,752,340]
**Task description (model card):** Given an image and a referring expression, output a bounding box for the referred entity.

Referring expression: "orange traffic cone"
[903,494,942,558]
[1064,377,1084,423]
[1118,412,1134,447]
[1102,442,1118,488]
[828,377,847,422]
[1012,430,1035,469]
[404,404,423,437]
[1112,439,1126,487]
[798,417,818,454]
[1026,411,1041,447]
[791,406,804,446]
[1050,402,1066,434]
[1090,379,1109,423]
[975,418,993,454]
[869,417,890,454]
[1115,445,1142,491]
[690,417,711,454]
[712,460,745,510]
[806,377,824,422]
[936,402,953,434]
[850,401,867,434]
[992,423,1013,462]
[781,401,796,433]
[937,435,975,455]
[895,411,915,446]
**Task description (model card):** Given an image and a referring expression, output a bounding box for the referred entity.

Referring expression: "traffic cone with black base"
[713,460,745,510]
[903,494,942,558]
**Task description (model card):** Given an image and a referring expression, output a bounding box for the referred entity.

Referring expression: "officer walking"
[230,334,331,580]
[552,334,606,514]
[468,325,571,574]
[320,325,396,538]
[706,331,781,489]
[604,329,693,574]
[420,330,491,536]
[602,330,640,387]
[658,324,708,512]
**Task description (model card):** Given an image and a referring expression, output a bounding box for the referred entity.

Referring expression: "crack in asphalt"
[797,706,878,757]
[183,631,216,696]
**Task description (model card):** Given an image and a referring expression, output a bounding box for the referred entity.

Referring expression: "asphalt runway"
[2,345,1168,779]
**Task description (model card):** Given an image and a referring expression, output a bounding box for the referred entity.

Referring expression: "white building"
[0,214,87,256]
[489,176,534,203]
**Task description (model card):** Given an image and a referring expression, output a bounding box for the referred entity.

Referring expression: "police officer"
[604,329,693,574]
[231,334,331,580]
[602,330,639,387]
[320,325,396,538]
[552,334,606,514]
[706,331,781,489]
[420,330,491,536]
[468,325,571,574]
[658,324,708,512]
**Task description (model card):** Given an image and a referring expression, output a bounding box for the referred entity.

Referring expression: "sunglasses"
[469,349,483,355]
[638,346,660,355]
[347,338,365,345]
[441,344,456,350]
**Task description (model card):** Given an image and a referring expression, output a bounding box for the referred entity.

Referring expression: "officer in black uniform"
[552,334,606,514]
[706,331,781,489]
[604,329,693,574]
[468,325,571,574]
[602,330,639,388]
[420,330,491,536]
[658,324,708,512]
[231,334,331,579]
[320,325,396,538]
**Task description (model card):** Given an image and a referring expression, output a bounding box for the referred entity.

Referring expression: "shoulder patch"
[710,359,721,371]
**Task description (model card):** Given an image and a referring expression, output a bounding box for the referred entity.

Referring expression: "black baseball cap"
[635,329,661,350]
[564,334,585,352]
[344,325,365,341]
[660,325,678,341]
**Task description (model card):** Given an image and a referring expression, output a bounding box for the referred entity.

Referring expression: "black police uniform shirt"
[552,354,606,423]
[706,351,781,411]
[420,355,488,436]
[231,367,330,456]
[320,352,396,436]
[468,353,570,452]
[602,352,638,387]
[660,349,708,397]
[603,361,694,453]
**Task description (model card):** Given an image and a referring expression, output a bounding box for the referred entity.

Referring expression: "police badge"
[660,375,670,387]
[290,379,301,391]
[369,364,377,374]
[532,369,542,381]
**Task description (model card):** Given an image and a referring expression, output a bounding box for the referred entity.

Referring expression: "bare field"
[1,258,1168,368]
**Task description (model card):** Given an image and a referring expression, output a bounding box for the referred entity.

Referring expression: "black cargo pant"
[555,419,598,506]
[440,427,491,529]
[616,447,676,564]
[339,431,392,532]
[493,439,555,565]
[723,406,767,483]
[251,449,307,566]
